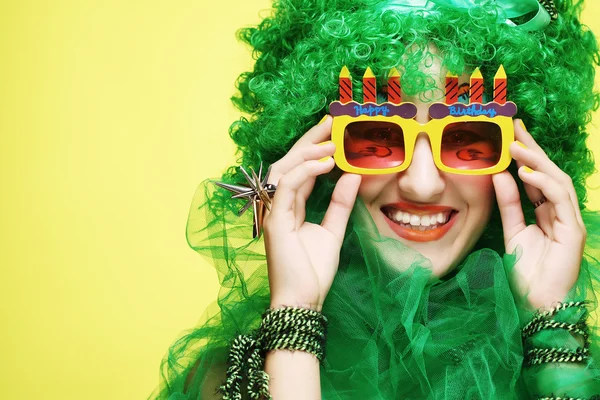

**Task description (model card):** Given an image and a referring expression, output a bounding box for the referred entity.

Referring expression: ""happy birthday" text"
[353,105,391,117]
[448,104,497,118]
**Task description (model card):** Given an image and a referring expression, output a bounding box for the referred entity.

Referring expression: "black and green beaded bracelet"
[219,306,328,400]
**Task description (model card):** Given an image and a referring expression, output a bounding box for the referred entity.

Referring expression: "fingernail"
[317,140,333,146]
[318,156,331,163]
[519,120,527,131]
[515,140,528,149]
[522,166,534,173]
[318,115,330,125]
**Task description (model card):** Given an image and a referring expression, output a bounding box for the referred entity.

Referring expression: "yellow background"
[1,1,599,399]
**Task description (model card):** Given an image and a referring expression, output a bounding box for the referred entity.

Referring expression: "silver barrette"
[213,164,276,238]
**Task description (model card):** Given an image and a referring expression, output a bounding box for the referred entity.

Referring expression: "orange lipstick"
[382,201,458,242]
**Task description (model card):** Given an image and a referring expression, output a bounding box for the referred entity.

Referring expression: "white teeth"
[437,212,445,224]
[410,215,420,226]
[395,210,403,222]
[402,213,411,224]
[386,209,454,229]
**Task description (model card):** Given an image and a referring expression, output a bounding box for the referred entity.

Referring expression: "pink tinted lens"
[440,122,502,170]
[344,121,405,169]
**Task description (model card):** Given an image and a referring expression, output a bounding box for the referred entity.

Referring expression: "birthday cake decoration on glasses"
[331,66,418,118]
[329,65,518,176]
[429,66,517,119]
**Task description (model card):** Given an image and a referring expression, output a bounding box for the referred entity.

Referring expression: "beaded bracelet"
[219,307,328,400]
[522,301,590,367]
[261,307,328,360]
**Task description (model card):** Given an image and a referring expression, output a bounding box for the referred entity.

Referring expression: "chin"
[374,206,474,278]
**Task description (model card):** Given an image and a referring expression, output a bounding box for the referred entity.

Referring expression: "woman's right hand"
[263,116,362,311]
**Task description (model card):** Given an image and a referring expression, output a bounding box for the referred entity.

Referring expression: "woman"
[151,0,600,398]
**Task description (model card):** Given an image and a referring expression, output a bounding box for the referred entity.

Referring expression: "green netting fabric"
[149,179,600,399]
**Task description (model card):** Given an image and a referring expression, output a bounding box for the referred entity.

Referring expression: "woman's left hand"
[492,119,586,311]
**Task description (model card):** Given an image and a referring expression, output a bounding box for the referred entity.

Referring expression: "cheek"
[357,175,396,203]
[452,175,495,212]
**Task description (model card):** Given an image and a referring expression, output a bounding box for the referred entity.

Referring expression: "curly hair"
[213,0,599,252]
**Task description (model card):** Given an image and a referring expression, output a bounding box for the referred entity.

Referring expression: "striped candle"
[470,68,484,104]
[387,68,401,104]
[339,66,353,104]
[363,67,377,103]
[493,65,507,105]
[445,72,459,104]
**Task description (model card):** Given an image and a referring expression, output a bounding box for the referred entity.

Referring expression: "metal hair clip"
[213,164,277,239]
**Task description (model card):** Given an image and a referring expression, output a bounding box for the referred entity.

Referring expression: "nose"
[397,133,446,201]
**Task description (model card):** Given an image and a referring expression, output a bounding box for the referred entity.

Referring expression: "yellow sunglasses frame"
[331,106,515,176]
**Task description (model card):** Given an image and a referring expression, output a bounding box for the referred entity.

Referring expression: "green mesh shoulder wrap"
[149,181,600,399]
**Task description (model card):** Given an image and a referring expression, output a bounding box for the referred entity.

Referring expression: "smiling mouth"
[380,206,459,242]
[381,207,458,231]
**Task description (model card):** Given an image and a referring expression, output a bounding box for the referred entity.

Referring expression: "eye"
[443,130,484,146]
[364,128,404,146]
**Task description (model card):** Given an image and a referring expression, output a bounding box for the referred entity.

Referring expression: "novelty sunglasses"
[330,66,518,176]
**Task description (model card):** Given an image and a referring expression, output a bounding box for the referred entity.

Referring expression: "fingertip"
[316,115,333,132]
[338,172,361,184]
[508,142,518,158]
[491,172,504,192]
[515,119,527,132]
[516,165,534,177]
[340,174,362,198]
[515,166,536,184]
[492,170,518,195]
[317,114,332,126]
[316,140,336,153]
[307,115,333,143]
[349,173,363,185]
[513,119,539,147]
[317,140,333,147]
[492,169,510,181]
[315,156,337,173]
[514,140,528,149]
